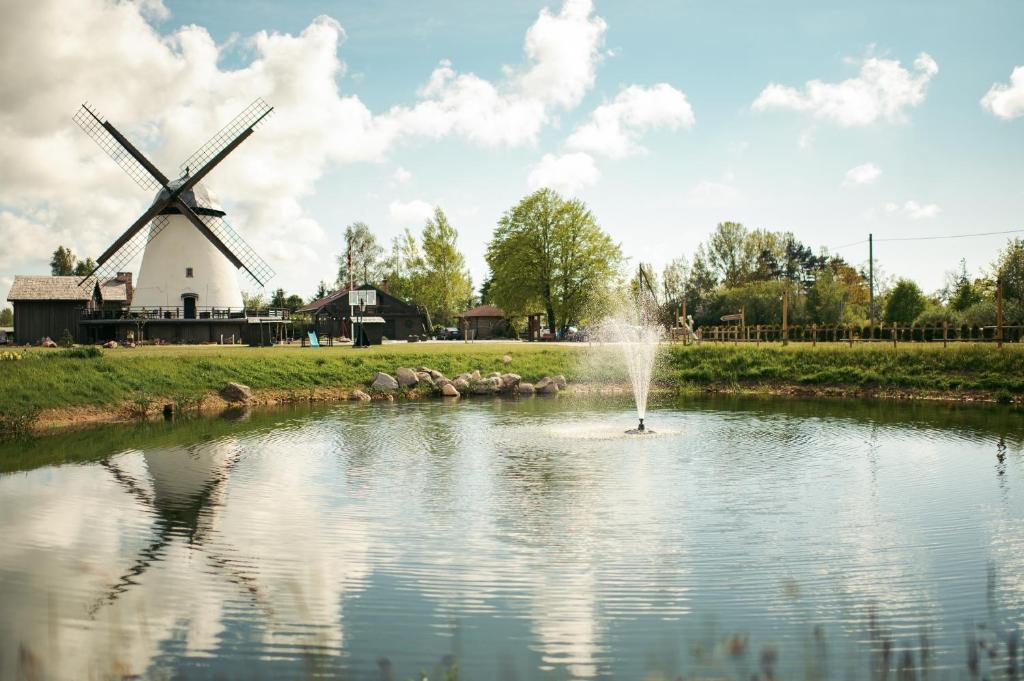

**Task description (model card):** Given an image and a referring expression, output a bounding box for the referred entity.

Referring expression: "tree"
[381,228,426,304]
[73,257,97,277]
[479,274,495,305]
[486,188,623,334]
[707,222,752,287]
[661,256,689,304]
[242,290,266,310]
[806,267,850,324]
[994,238,1024,303]
[420,207,473,326]
[336,222,384,287]
[0,307,12,326]
[313,280,329,300]
[284,294,305,311]
[947,259,984,312]
[884,279,927,323]
[50,246,76,276]
[270,288,287,308]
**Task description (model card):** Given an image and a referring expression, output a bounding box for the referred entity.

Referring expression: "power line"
[874,227,1024,243]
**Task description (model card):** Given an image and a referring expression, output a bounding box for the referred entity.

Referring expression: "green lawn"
[1,341,1022,433]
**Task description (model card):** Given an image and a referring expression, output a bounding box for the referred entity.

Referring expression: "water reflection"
[0,397,1021,680]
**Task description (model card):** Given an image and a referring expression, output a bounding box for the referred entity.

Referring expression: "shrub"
[58,328,75,348]
[57,346,102,359]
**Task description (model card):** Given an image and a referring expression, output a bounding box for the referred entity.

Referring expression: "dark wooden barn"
[297,284,430,342]
[6,275,97,344]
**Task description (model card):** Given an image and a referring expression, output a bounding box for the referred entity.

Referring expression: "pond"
[1,396,1022,680]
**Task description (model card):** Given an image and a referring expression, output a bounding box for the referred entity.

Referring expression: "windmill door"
[183,295,197,319]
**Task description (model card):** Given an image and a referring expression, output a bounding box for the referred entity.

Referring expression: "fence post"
[756,324,761,346]
[892,323,897,348]
[997,276,1004,348]
[943,321,948,348]
[848,325,854,347]
[812,323,817,347]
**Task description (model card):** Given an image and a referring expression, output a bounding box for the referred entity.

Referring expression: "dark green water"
[1,396,1022,680]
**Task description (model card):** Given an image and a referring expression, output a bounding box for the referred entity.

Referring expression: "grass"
[1,341,1022,434]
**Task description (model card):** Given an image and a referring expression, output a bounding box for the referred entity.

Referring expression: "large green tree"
[50,246,76,276]
[884,279,927,323]
[0,307,12,326]
[486,188,623,334]
[420,207,473,326]
[381,228,426,304]
[336,222,384,287]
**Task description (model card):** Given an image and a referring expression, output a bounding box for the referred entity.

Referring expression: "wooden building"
[6,275,97,344]
[297,284,429,342]
[457,304,508,340]
[0,326,12,344]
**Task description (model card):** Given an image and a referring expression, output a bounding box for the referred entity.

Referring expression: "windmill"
[74,99,276,314]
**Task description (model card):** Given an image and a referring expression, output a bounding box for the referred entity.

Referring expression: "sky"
[1,0,1022,305]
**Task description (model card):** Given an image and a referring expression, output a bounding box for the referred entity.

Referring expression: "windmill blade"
[197,213,276,288]
[77,200,173,285]
[178,98,273,180]
[73,104,169,191]
[174,197,246,270]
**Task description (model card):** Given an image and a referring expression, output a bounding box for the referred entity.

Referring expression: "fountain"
[597,294,664,434]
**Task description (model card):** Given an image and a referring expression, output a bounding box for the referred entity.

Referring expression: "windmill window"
[185,267,194,278]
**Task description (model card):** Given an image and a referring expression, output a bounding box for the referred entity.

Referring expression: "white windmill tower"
[73,100,275,316]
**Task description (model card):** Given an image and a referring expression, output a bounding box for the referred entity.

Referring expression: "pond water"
[1,396,1022,680]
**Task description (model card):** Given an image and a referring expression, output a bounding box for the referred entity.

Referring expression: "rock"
[502,354,513,364]
[429,369,446,381]
[416,366,432,374]
[453,377,470,391]
[554,375,567,389]
[487,371,502,379]
[221,382,253,402]
[500,373,521,392]
[518,382,536,395]
[41,339,57,348]
[535,377,559,395]
[441,383,460,398]
[370,372,399,391]
[416,372,436,387]
[103,340,118,349]
[396,367,419,387]
[470,370,481,381]
[457,372,472,382]
[470,377,502,395]
[349,390,372,401]
[435,377,452,388]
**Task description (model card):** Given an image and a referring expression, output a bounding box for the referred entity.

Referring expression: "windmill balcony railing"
[82,306,291,321]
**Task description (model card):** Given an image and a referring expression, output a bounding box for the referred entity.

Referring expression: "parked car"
[435,327,461,340]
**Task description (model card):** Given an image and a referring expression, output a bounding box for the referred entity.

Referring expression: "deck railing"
[82,306,291,321]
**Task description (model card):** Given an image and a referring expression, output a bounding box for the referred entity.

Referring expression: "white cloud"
[0,0,609,300]
[884,200,940,220]
[752,52,938,126]
[981,65,1024,120]
[393,166,411,183]
[385,0,607,147]
[527,152,600,194]
[843,162,882,187]
[686,180,740,204]
[388,199,435,225]
[566,83,695,158]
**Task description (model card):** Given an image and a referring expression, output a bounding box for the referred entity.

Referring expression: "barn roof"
[7,275,95,302]
[97,277,129,302]
[459,304,505,319]
[296,284,353,313]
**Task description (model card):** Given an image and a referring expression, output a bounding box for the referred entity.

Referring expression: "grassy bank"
[1,341,1022,434]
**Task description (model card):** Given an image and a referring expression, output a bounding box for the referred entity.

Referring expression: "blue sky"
[1,0,1022,301]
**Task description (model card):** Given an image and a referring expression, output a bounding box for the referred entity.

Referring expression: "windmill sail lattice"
[179,98,272,175]
[74,105,162,192]
[74,99,276,291]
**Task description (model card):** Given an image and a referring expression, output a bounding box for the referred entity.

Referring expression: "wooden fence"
[695,322,1024,346]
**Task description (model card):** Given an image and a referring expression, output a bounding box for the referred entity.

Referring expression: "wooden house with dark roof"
[457,304,509,339]
[297,283,430,342]
[6,275,98,344]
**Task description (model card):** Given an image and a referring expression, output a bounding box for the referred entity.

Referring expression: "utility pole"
[782,288,789,346]
[997,276,1004,348]
[868,233,875,330]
